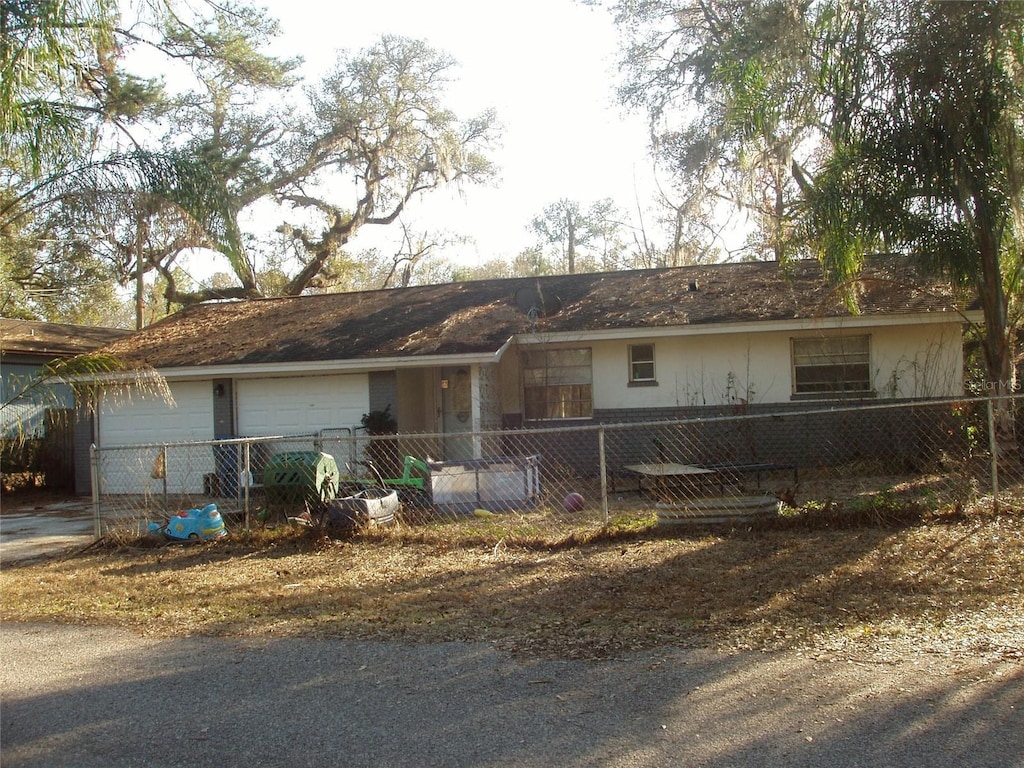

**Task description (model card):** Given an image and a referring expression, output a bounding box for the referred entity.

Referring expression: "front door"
[440,366,474,460]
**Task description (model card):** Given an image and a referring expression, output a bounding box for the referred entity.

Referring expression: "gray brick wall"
[368,371,398,417]
[493,400,964,481]
[73,409,93,496]
[212,379,234,438]
[595,400,960,473]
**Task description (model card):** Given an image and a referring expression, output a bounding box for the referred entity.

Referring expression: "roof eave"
[151,338,515,380]
[516,310,981,345]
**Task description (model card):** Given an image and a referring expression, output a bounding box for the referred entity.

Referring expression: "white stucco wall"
[498,351,523,416]
[868,323,964,398]
[512,319,966,417]
[583,320,965,411]
[591,333,784,408]
[395,368,435,433]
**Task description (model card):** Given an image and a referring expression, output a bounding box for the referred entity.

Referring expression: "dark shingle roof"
[103,260,971,370]
[0,319,132,358]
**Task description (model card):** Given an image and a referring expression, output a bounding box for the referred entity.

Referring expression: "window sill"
[524,416,594,423]
[627,380,659,388]
[791,390,877,401]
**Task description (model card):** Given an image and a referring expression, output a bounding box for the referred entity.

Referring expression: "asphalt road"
[1,623,1022,768]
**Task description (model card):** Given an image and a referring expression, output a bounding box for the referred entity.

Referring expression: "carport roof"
[102,259,973,370]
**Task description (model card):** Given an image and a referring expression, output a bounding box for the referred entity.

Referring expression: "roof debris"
[101,260,972,369]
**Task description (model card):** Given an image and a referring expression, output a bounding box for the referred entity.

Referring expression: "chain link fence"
[91,394,1024,539]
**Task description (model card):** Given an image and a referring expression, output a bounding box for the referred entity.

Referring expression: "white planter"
[656,495,782,525]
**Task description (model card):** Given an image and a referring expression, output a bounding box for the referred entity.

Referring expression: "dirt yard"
[1,487,1022,665]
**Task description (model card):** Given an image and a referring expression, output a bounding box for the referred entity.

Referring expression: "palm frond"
[1,352,172,447]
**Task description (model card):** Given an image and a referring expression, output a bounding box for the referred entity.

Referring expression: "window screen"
[792,335,871,395]
[629,344,656,382]
[523,348,593,420]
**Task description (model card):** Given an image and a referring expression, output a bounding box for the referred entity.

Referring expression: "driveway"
[0,495,95,563]
[1,623,1022,768]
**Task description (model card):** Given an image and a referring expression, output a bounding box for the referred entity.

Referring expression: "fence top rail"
[589,394,996,433]
[88,394,1013,457]
[91,435,298,453]
[485,397,1007,438]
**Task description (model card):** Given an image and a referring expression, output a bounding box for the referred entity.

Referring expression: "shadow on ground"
[1,623,1021,768]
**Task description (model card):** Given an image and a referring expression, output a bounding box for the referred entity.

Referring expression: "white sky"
[240,0,659,269]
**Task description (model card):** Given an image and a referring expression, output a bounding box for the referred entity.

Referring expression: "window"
[792,335,872,396]
[629,344,656,384]
[522,348,593,420]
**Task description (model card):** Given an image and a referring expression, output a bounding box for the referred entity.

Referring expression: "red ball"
[563,492,585,512]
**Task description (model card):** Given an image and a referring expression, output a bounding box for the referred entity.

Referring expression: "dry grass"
[2,496,1023,663]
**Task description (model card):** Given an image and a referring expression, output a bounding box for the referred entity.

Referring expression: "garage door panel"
[99,381,213,447]
[236,375,369,437]
[98,381,214,494]
[95,376,370,496]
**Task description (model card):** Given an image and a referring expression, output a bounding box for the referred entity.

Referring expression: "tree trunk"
[974,195,1015,455]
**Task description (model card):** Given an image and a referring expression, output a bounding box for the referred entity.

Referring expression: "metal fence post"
[90,443,101,541]
[598,426,608,525]
[160,445,168,513]
[243,439,252,529]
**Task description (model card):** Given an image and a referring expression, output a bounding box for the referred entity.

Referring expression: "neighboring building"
[93,259,978,482]
[1,319,131,493]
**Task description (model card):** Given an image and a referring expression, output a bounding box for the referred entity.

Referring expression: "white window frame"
[628,343,657,384]
[792,334,872,398]
[522,348,593,420]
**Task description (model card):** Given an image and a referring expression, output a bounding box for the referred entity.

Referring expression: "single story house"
[93,259,978,486]
[1,318,132,492]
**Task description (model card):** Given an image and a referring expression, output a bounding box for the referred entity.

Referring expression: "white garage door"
[235,374,369,437]
[98,380,213,447]
[97,381,214,495]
